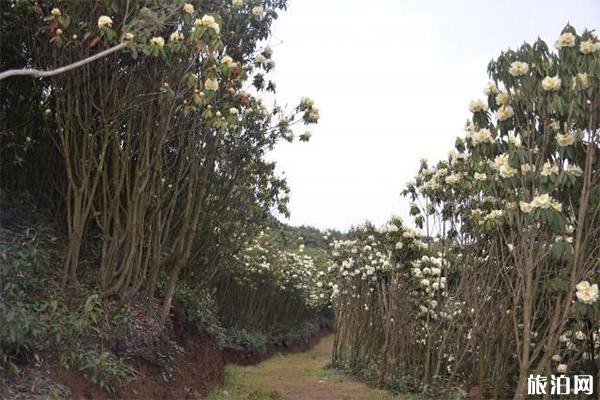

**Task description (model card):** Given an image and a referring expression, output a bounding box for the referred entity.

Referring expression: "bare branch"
[0,42,128,81]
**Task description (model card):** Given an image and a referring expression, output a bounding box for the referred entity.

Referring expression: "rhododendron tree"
[0,0,320,324]
[331,25,599,399]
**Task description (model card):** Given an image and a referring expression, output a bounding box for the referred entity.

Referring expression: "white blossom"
[508,61,529,77]
[555,32,576,49]
[576,281,599,304]
[542,76,561,91]
[98,15,113,29]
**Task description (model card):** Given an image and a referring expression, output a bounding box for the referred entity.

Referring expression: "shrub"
[224,328,268,355]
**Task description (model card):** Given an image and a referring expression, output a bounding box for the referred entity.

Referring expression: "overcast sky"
[265,0,599,231]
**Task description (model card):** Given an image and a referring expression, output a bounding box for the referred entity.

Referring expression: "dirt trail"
[206,335,419,400]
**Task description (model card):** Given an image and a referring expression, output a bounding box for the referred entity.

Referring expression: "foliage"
[0,242,137,394]
[174,283,226,342]
[224,328,268,355]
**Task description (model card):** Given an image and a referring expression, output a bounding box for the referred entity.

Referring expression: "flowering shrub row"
[1,0,320,325]
[213,226,333,334]
[330,25,599,399]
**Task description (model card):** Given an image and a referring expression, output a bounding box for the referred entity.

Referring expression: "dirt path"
[206,335,420,400]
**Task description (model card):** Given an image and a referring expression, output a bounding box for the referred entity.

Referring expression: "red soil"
[56,334,224,400]
[53,326,331,399]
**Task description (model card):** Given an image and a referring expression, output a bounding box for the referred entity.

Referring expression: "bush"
[0,239,137,395]
[223,328,268,355]
[174,283,226,343]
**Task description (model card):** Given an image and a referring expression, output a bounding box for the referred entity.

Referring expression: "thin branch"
[0,42,128,81]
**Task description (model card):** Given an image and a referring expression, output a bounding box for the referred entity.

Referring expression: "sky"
[265,0,600,231]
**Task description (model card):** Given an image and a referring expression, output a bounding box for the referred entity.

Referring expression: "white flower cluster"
[169,31,184,42]
[579,39,600,54]
[508,61,529,77]
[541,76,561,91]
[556,133,577,147]
[240,235,330,308]
[195,15,220,34]
[497,105,514,121]
[492,154,517,178]
[469,128,494,146]
[576,280,599,304]
[555,32,576,49]
[150,36,165,48]
[183,3,194,14]
[519,193,562,213]
[204,78,219,91]
[469,99,488,113]
[97,15,113,29]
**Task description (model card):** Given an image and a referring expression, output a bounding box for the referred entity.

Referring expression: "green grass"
[205,336,422,400]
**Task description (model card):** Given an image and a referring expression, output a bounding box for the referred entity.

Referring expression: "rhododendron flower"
[300,131,312,141]
[565,164,583,177]
[579,39,599,54]
[252,6,265,17]
[495,90,509,105]
[507,132,521,146]
[555,32,576,48]
[520,164,533,174]
[493,154,516,178]
[531,194,561,211]
[520,201,534,213]
[574,73,590,90]
[576,281,599,304]
[484,82,498,96]
[485,210,504,221]
[169,31,184,42]
[195,15,220,34]
[470,129,494,145]
[497,105,514,121]
[183,3,194,14]
[557,364,568,373]
[445,173,462,185]
[150,36,165,48]
[307,110,320,123]
[97,15,113,29]
[542,76,561,91]
[541,162,559,177]
[508,61,529,77]
[556,133,576,147]
[222,55,234,65]
[204,78,219,91]
[233,0,244,5]
[300,97,314,108]
[124,33,134,41]
[469,99,487,113]
[51,8,61,16]
[474,172,487,181]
